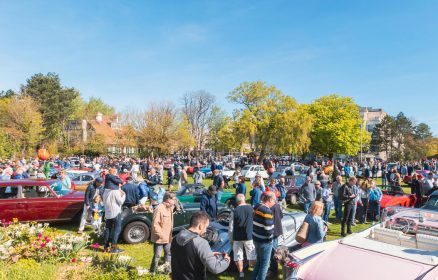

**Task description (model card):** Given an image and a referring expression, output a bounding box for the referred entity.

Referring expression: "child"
[90,195,105,234]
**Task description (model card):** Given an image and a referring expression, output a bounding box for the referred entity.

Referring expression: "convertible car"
[176,183,236,207]
[380,185,417,208]
[286,208,438,280]
[0,179,83,223]
[119,200,231,244]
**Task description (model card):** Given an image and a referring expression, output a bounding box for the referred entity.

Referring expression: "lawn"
[1,174,393,280]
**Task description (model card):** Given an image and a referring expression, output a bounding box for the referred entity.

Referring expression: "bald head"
[236,193,246,205]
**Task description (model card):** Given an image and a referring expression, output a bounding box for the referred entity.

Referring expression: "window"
[0,186,19,199]
[82,175,94,181]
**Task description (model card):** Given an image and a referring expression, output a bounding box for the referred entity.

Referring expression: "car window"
[72,176,81,181]
[50,182,71,197]
[0,186,19,199]
[242,166,250,171]
[255,166,260,172]
[22,186,54,198]
[82,175,93,181]
[260,166,266,171]
[424,196,438,210]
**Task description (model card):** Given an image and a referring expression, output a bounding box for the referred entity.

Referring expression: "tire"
[290,194,298,205]
[122,221,150,244]
[216,211,231,223]
[225,198,237,209]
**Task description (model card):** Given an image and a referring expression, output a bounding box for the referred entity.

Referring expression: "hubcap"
[129,225,146,242]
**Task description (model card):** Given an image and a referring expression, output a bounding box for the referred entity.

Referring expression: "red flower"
[37,233,42,238]
[40,243,46,248]
[71,258,76,263]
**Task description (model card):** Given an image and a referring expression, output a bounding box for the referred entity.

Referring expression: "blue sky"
[0,1,437,134]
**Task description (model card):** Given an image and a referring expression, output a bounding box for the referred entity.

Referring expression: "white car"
[240,165,269,180]
[220,167,236,178]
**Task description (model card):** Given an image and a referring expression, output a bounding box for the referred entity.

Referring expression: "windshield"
[50,182,72,197]
[242,166,250,171]
[423,195,438,210]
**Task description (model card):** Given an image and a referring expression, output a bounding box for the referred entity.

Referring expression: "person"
[171,211,230,280]
[150,192,177,273]
[268,194,283,278]
[212,169,225,201]
[149,184,166,209]
[105,168,123,190]
[351,179,361,226]
[299,176,316,214]
[332,175,343,221]
[78,177,104,234]
[252,191,276,280]
[358,180,369,224]
[167,167,174,191]
[121,177,140,208]
[423,172,435,195]
[252,174,265,192]
[322,181,333,223]
[103,182,126,253]
[59,170,72,190]
[90,195,104,234]
[411,174,423,208]
[302,201,327,246]
[314,180,323,201]
[146,168,160,187]
[228,194,256,279]
[367,180,382,225]
[340,177,357,237]
[200,185,218,219]
[276,176,287,209]
[137,176,149,205]
[250,181,262,207]
[193,168,205,184]
[235,176,247,196]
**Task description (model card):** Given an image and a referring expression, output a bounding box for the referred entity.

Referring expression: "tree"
[21,73,80,140]
[414,123,433,140]
[76,97,116,120]
[0,89,16,99]
[181,91,215,154]
[308,94,370,157]
[207,108,243,154]
[228,81,313,162]
[0,96,43,156]
[371,115,397,160]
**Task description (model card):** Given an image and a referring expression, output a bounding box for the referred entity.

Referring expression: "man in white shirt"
[103,185,126,253]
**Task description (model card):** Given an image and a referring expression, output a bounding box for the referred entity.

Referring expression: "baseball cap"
[95,177,104,183]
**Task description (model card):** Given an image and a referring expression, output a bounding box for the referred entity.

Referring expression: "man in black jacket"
[121,177,140,208]
[78,177,104,234]
[268,197,283,277]
[200,185,218,219]
[340,176,357,237]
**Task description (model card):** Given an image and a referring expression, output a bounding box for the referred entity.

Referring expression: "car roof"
[0,179,57,186]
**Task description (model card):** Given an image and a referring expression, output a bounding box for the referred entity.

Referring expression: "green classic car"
[120,200,231,244]
[176,183,236,207]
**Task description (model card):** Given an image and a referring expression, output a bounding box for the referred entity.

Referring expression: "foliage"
[92,253,133,271]
[228,81,313,161]
[84,133,107,156]
[76,97,116,120]
[0,96,43,156]
[308,94,370,157]
[21,72,80,140]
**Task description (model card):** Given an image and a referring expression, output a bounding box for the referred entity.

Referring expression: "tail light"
[286,261,301,269]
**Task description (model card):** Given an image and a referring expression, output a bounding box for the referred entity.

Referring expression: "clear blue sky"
[0,1,437,134]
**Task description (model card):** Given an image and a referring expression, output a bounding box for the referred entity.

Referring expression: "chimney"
[96,112,103,123]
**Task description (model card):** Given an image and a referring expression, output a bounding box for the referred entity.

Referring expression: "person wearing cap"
[212,169,225,201]
[200,185,219,219]
[78,177,104,234]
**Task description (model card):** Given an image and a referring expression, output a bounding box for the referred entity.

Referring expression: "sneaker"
[77,230,84,234]
[110,248,124,254]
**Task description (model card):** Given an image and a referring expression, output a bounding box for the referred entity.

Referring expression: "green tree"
[228,81,313,162]
[76,97,116,120]
[308,94,370,157]
[21,73,80,140]
[371,115,397,160]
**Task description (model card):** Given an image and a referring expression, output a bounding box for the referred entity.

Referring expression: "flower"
[12,218,18,223]
[117,255,132,262]
[136,266,149,276]
[79,257,92,263]
[71,258,76,263]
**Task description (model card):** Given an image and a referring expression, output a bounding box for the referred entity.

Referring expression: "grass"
[1,174,400,280]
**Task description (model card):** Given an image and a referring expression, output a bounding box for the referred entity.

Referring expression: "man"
[268,194,283,278]
[200,185,218,219]
[423,172,435,195]
[299,176,316,214]
[105,168,123,190]
[121,177,140,208]
[228,194,256,279]
[314,180,323,201]
[275,176,287,209]
[212,169,225,201]
[351,179,361,226]
[193,168,205,184]
[250,181,263,207]
[150,192,176,273]
[78,177,104,234]
[252,192,276,280]
[103,181,126,253]
[146,168,160,187]
[235,176,247,196]
[340,177,357,237]
[332,175,343,221]
[171,211,230,280]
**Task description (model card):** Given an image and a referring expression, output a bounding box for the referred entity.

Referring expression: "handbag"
[295,221,309,244]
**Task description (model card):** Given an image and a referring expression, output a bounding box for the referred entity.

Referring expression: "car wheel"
[290,194,298,205]
[216,211,231,223]
[225,198,236,209]
[123,221,150,244]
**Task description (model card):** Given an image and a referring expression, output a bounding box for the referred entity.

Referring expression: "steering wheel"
[397,217,415,234]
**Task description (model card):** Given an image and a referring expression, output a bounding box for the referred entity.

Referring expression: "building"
[360,107,387,133]
[65,113,138,155]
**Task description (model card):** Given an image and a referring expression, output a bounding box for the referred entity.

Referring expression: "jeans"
[351,203,357,224]
[150,242,171,272]
[333,196,342,220]
[252,241,273,280]
[369,200,380,222]
[359,198,368,223]
[342,203,353,230]
[382,174,387,186]
[104,213,122,248]
[303,201,312,214]
[269,237,279,275]
[323,201,332,222]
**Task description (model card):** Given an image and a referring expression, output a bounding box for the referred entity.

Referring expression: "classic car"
[271,165,294,179]
[287,208,438,280]
[403,170,427,184]
[68,172,100,191]
[176,183,236,207]
[240,165,269,180]
[285,175,307,205]
[0,179,83,223]
[422,190,438,211]
[119,200,231,244]
[380,185,417,208]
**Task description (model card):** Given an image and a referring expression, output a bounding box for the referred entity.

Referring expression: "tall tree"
[181,90,215,154]
[76,97,116,120]
[371,115,397,160]
[0,96,43,155]
[228,81,313,162]
[308,94,370,157]
[21,73,80,140]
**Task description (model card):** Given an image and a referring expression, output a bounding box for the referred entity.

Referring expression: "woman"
[358,180,369,224]
[322,181,333,223]
[302,201,326,247]
[411,173,423,208]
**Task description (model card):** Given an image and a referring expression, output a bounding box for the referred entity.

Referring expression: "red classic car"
[402,170,427,184]
[380,185,416,208]
[0,179,84,223]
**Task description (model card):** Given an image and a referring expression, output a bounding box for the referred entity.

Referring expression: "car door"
[0,185,27,221]
[23,184,62,222]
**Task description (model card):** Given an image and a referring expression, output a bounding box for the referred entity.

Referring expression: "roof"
[88,116,117,145]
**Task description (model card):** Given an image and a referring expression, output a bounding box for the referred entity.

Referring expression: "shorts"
[232,240,256,261]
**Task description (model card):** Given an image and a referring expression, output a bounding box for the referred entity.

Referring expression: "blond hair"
[310,201,324,216]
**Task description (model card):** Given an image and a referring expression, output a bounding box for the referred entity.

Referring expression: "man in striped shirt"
[252,191,276,280]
